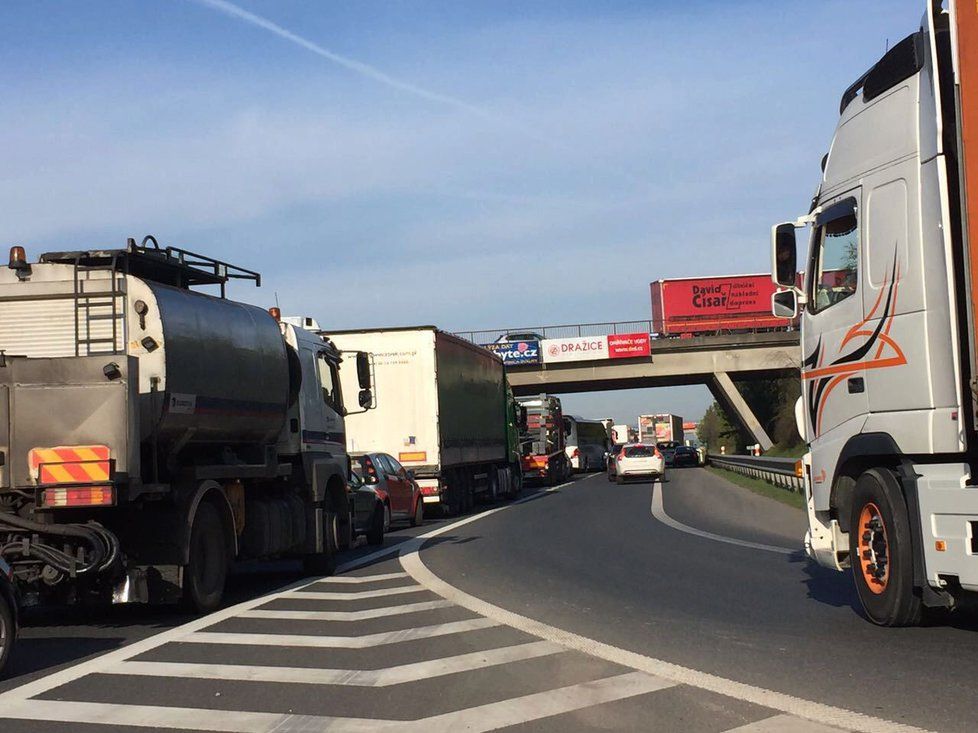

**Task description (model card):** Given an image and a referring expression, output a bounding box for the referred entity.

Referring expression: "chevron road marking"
[240,598,454,621]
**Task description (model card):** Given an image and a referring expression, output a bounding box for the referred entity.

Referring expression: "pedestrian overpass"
[455,322,800,450]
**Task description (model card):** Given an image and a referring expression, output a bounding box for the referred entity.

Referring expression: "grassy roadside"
[706,465,805,510]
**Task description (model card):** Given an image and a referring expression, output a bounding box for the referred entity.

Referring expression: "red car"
[353,453,425,528]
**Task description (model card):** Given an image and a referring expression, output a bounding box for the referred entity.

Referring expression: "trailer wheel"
[848,468,922,627]
[0,587,15,677]
[510,466,523,498]
[184,502,229,614]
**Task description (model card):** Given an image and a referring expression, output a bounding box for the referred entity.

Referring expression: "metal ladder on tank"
[73,254,126,357]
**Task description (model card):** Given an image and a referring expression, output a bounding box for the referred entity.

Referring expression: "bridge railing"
[707,454,805,494]
[455,320,654,345]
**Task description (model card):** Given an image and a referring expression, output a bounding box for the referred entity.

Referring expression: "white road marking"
[286,585,425,600]
[105,640,564,687]
[318,571,409,584]
[241,599,454,621]
[397,486,936,733]
[402,670,672,732]
[649,481,796,555]
[0,671,668,732]
[182,618,498,648]
[724,713,848,732]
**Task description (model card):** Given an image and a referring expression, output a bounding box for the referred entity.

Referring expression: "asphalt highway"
[2,468,977,732]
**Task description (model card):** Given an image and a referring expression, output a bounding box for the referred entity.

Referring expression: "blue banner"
[481,340,541,366]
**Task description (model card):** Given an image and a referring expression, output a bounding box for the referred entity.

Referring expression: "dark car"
[349,470,390,545]
[672,445,699,468]
[353,453,424,528]
[656,440,682,466]
[0,557,17,678]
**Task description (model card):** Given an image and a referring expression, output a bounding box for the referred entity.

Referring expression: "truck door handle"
[847,377,864,394]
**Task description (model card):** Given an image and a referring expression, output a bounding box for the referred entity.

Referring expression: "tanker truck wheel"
[848,468,922,627]
[0,585,15,677]
[184,502,228,614]
[303,510,337,576]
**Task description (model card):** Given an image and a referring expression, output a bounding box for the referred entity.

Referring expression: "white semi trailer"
[0,239,373,615]
[771,1,978,625]
[326,326,523,516]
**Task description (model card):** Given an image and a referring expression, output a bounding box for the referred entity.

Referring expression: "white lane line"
[0,671,666,732]
[182,618,499,648]
[105,640,564,687]
[316,571,409,584]
[0,479,576,706]
[241,599,454,621]
[650,481,795,555]
[286,585,425,600]
[724,713,849,733]
[401,671,671,732]
[0,699,388,733]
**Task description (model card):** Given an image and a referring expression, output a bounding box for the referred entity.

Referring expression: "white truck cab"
[771,1,978,625]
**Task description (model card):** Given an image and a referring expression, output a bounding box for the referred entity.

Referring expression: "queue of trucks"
[771,0,978,625]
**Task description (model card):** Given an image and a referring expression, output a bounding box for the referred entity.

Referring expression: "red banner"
[607,332,651,359]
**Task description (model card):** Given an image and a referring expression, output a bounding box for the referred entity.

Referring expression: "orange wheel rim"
[857,502,890,594]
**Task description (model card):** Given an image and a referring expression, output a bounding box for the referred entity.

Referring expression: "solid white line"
[316,571,409,584]
[241,599,454,621]
[105,640,564,687]
[286,585,424,600]
[0,671,664,732]
[649,481,795,555]
[0,479,576,706]
[0,699,389,733]
[398,541,932,733]
[402,671,672,732]
[723,713,848,733]
[182,618,498,648]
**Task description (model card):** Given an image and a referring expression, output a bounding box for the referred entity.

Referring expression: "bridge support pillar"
[708,371,773,451]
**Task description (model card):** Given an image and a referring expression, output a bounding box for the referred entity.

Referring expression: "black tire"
[184,502,229,614]
[607,471,615,482]
[616,475,624,486]
[848,468,923,627]
[303,509,337,576]
[409,497,424,527]
[510,468,523,499]
[0,589,15,678]
[488,470,499,502]
[366,502,386,545]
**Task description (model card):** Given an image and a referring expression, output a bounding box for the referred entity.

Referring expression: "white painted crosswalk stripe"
[317,571,409,584]
[286,585,425,600]
[107,640,564,687]
[182,617,498,648]
[240,599,454,621]
[724,714,849,733]
[0,671,671,732]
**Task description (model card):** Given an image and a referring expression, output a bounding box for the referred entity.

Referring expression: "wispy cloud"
[187,0,492,117]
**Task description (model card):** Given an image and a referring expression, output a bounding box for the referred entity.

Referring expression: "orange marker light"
[936,540,947,552]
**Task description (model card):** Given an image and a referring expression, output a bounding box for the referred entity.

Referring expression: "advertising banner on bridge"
[607,332,651,359]
[480,340,541,366]
[539,332,651,363]
[542,336,608,363]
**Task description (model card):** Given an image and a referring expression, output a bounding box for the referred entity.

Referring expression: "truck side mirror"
[356,352,371,390]
[771,223,798,287]
[772,289,798,319]
[358,389,373,409]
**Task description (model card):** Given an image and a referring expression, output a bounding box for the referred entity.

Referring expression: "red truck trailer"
[650,274,793,336]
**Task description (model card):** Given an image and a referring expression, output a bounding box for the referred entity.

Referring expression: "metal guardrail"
[708,454,804,494]
[454,321,654,345]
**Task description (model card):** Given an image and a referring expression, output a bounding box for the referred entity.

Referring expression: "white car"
[613,444,664,484]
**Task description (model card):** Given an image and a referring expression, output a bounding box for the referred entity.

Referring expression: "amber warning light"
[8,246,26,268]
[268,307,281,322]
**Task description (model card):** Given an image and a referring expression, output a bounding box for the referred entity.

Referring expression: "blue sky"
[0,0,924,427]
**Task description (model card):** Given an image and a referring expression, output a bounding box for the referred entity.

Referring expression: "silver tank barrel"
[146,282,289,446]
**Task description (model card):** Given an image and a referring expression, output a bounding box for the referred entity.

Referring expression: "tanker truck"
[0,238,373,613]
